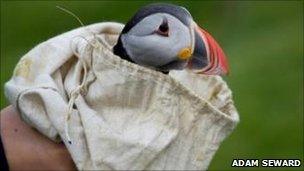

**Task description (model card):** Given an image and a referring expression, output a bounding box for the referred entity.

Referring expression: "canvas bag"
[4,22,239,170]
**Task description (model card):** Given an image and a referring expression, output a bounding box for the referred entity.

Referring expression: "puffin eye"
[156,19,169,37]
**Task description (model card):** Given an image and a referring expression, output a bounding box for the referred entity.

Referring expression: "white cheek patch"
[122,13,191,67]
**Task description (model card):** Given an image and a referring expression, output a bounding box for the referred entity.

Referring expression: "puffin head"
[113,3,229,75]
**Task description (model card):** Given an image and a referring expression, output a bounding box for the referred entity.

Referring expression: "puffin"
[113,3,229,75]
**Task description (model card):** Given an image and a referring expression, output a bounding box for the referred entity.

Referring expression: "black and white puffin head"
[113,3,229,75]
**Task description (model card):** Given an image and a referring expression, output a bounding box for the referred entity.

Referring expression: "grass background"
[1,1,303,170]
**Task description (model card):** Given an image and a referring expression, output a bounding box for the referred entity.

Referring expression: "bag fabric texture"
[4,22,239,170]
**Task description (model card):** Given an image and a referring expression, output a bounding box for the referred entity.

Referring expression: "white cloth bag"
[4,22,239,170]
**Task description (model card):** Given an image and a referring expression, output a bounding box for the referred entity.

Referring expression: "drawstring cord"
[64,34,111,144]
[65,42,89,144]
[56,6,114,144]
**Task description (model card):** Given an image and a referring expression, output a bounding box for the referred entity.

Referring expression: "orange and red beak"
[188,23,229,75]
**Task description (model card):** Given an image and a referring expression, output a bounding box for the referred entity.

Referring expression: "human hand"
[0,106,76,170]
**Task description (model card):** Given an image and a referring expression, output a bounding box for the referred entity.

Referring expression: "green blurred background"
[1,1,303,170]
